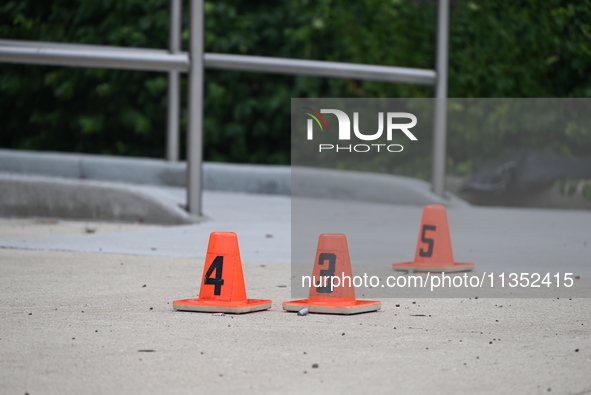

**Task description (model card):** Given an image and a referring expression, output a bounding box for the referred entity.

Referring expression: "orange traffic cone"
[392,204,475,273]
[283,233,381,315]
[173,232,272,314]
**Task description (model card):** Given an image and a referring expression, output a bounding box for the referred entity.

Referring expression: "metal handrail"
[0,40,436,84]
[0,0,450,217]
[204,54,436,85]
[0,43,188,71]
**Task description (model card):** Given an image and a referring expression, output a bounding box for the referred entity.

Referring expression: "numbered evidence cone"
[283,233,381,315]
[392,204,475,273]
[173,232,272,314]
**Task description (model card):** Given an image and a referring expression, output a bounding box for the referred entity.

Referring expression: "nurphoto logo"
[303,107,418,153]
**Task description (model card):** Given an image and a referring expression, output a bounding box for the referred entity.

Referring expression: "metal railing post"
[431,0,450,197]
[186,0,204,217]
[166,0,182,162]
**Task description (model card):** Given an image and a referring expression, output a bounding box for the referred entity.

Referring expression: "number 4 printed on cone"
[204,256,224,295]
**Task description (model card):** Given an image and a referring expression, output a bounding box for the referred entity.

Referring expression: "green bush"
[1,0,590,176]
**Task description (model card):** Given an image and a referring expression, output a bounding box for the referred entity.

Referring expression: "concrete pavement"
[1,248,590,394]
[1,187,590,393]
[0,147,590,393]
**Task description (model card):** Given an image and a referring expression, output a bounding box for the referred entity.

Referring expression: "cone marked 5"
[283,233,381,315]
[173,232,272,314]
[392,205,475,273]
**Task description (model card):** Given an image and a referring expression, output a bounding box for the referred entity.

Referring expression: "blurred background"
[1,0,590,205]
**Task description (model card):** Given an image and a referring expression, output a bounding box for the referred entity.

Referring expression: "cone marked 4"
[173,232,272,314]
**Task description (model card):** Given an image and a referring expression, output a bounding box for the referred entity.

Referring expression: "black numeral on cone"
[204,256,224,295]
[419,225,436,257]
[315,252,336,294]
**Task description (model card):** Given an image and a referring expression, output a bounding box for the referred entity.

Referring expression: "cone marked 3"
[283,233,381,315]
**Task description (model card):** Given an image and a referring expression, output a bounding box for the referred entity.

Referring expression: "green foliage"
[0,0,169,157]
[1,0,590,174]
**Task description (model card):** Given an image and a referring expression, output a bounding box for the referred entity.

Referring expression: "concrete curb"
[0,174,193,225]
[0,148,464,204]
[0,149,468,223]
[0,149,291,194]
